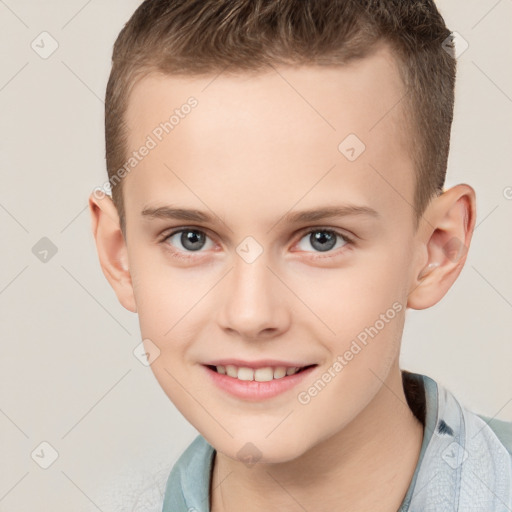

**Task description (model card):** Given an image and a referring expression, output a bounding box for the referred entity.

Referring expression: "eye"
[159,226,353,261]
[295,228,352,255]
[162,228,215,255]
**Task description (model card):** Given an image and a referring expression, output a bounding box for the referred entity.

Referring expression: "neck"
[210,365,424,512]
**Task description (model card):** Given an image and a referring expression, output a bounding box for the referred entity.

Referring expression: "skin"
[89,43,476,511]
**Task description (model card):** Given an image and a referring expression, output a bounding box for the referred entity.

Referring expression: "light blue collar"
[399,374,512,510]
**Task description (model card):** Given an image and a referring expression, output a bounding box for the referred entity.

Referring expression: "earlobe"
[407,184,476,310]
[88,192,137,313]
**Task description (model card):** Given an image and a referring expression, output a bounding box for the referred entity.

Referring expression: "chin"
[213,433,311,466]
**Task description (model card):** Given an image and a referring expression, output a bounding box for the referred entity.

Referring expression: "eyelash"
[159,227,354,261]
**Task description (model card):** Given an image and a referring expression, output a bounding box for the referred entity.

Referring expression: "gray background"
[1,0,511,510]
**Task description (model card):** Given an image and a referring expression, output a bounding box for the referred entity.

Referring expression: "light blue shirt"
[162,371,512,511]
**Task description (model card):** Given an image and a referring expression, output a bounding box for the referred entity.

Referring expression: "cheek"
[130,257,213,329]
[290,256,406,337]
[289,256,407,390]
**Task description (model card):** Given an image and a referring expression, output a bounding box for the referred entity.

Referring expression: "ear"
[88,191,137,313]
[407,184,476,310]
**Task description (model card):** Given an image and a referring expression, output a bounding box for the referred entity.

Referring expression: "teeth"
[254,367,273,382]
[273,366,287,379]
[225,365,238,378]
[215,364,303,381]
[237,367,254,381]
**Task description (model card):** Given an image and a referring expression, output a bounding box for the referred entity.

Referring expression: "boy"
[89,0,512,510]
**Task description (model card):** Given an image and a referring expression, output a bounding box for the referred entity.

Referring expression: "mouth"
[202,362,318,401]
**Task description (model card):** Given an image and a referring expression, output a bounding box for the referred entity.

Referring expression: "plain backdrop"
[1,0,511,510]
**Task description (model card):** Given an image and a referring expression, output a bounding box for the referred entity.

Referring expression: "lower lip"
[203,365,317,401]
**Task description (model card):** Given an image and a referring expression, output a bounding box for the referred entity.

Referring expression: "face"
[121,45,421,463]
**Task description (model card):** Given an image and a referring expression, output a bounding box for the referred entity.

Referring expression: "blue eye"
[161,227,353,261]
[296,229,351,254]
[164,229,214,253]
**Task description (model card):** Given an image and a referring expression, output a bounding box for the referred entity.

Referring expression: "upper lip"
[203,359,316,369]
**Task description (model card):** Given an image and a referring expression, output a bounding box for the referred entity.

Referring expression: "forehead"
[122,45,414,230]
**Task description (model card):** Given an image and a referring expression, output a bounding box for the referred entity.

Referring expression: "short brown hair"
[105,0,456,235]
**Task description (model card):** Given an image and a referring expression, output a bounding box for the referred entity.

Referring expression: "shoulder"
[476,414,512,456]
[83,436,213,512]
[162,435,215,511]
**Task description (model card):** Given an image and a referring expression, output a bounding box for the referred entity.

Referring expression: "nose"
[217,254,291,340]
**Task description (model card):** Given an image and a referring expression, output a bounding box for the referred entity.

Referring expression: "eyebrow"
[141,204,380,224]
